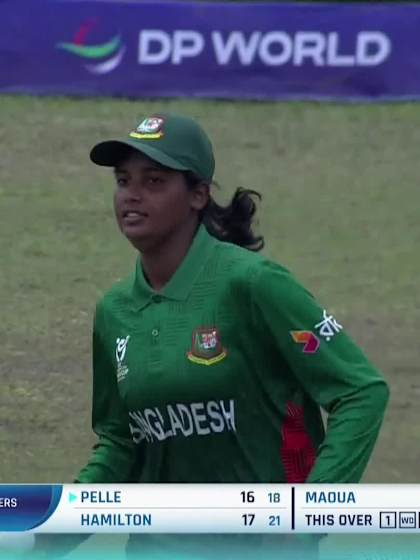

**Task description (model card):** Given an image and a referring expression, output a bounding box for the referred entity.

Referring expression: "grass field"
[1,95,420,558]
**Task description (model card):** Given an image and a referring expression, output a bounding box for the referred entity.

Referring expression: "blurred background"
[1,0,420,558]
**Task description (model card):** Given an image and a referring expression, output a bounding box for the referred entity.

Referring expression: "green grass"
[1,95,420,558]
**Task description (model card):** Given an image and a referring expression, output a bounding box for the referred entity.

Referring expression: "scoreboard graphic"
[0,484,419,533]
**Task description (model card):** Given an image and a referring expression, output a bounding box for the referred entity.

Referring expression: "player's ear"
[190,181,210,212]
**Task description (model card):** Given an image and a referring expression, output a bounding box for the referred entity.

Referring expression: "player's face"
[113,151,208,252]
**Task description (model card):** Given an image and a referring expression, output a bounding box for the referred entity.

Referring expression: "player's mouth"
[121,210,148,225]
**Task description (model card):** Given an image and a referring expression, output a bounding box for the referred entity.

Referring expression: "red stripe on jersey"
[280,401,316,483]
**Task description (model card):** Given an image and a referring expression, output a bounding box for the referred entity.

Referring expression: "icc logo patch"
[116,335,130,382]
[187,327,227,366]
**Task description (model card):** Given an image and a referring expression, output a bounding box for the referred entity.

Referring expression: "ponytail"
[185,173,264,252]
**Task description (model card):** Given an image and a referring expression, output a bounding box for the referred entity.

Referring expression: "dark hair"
[185,172,264,252]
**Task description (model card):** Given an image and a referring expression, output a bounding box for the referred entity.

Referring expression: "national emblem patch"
[129,117,164,140]
[187,327,227,366]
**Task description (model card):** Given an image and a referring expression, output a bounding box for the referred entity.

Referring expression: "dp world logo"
[56,19,125,75]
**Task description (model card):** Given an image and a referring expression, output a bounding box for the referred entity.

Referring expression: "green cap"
[90,113,215,182]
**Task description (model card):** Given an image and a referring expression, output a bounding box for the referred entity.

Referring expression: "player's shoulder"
[212,238,262,271]
[212,238,293,286]
[215,245,315,312]
[95,270,136,319]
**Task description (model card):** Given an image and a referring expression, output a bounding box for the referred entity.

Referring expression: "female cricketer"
[40,112,389,559]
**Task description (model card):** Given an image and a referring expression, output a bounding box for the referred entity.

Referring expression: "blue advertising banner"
[1,1,420,101]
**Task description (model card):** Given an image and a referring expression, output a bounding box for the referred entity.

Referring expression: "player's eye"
[116,177,128,187]
[147,175,165,185]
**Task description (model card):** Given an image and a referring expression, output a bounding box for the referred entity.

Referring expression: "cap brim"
[90,139,189,171]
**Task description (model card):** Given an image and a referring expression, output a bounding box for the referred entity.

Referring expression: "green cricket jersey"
[58,224,389,559]
[77,224,388,486]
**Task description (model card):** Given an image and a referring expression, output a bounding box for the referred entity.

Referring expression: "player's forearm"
[306,378,389,483]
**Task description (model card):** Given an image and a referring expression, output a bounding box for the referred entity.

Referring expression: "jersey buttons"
[152,294,162,304]
[151,328,159,337]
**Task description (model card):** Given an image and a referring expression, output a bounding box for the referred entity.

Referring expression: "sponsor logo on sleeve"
[314,310,343,341]
[290,331,320,354]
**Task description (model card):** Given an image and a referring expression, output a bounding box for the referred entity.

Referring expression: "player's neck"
[140,220,199,292]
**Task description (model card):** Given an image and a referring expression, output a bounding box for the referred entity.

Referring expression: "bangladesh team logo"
[56,19,126,75]
[130,117,165,140]
[187,327,227,366]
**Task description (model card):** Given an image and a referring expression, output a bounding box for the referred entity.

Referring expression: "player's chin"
[120,216,151,239]
[122,225,161,252]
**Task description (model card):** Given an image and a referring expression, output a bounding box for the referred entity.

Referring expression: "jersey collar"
[132,224,217,309]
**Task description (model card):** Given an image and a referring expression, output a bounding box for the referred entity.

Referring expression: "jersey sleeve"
[250,259,389,483]
[76,302,141,483]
